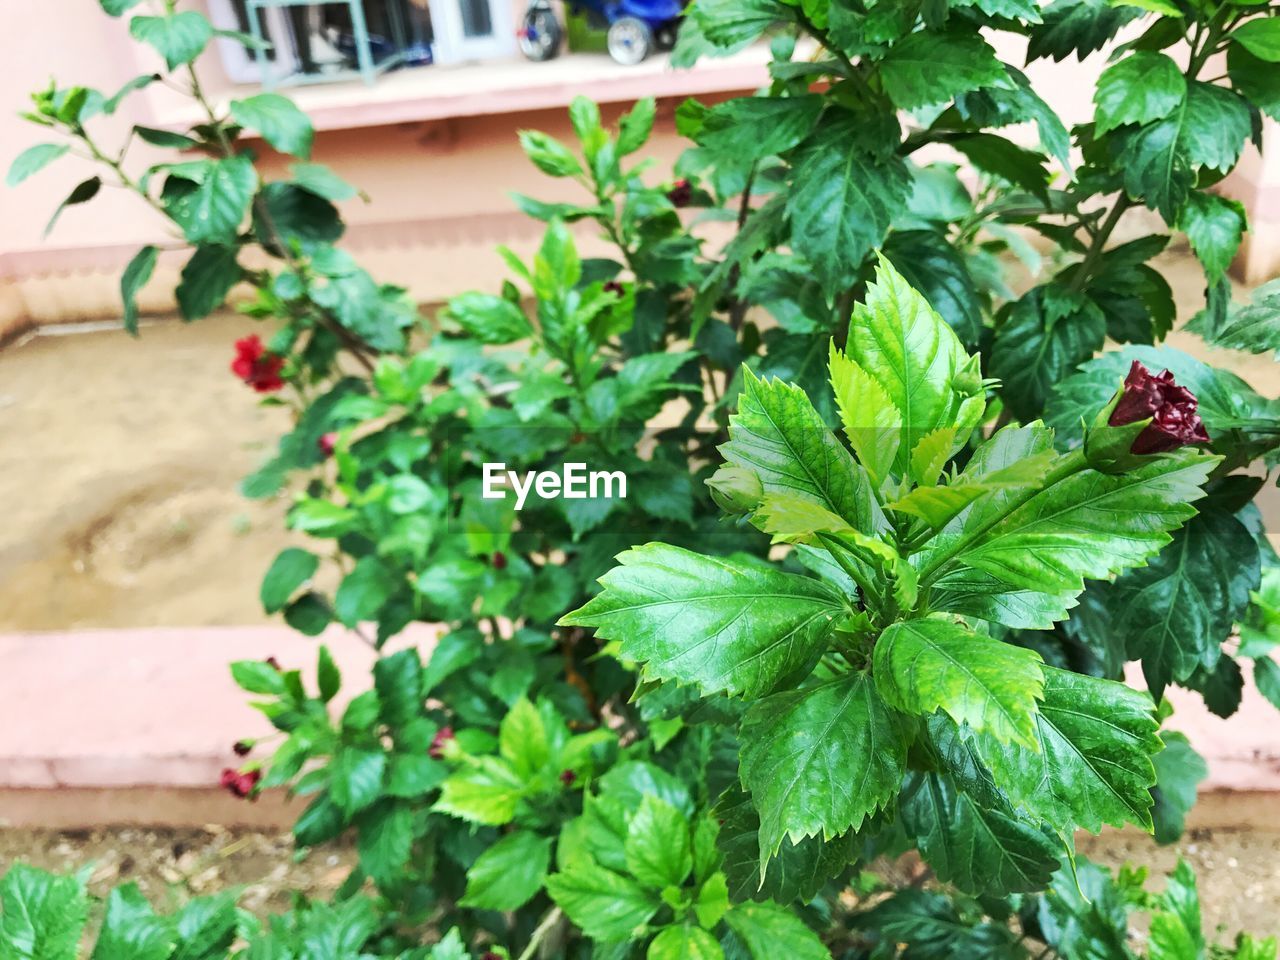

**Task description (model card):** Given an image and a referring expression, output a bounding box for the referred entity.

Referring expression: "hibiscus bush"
[7,0,1280,957]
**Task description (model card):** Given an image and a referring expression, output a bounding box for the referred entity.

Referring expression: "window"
[206,0,514,86]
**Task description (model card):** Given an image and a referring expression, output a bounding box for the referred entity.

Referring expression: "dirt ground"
[1,796,1277,940]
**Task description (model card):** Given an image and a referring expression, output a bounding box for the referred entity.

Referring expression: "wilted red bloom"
[318,432,338,457]
[233,740,252,757]
[230,335,286,393]
[602,280,625,297]
[220,767,261,799]
[264,656,282,672]
[559,769,576,786]
[1108,361,1210,455]
[491,551,507,570]
[667,178,692,208]
[428,726,455,760]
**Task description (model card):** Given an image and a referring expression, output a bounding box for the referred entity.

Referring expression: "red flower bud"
[220,767,261,799]
[559,769,576,786]
[491,551,507,570]
[428,726,455,760]
[603,280,625,297]
[265,656,282,672]
[230,335,286,393]
[318,432,338,457]
[666,178,692,208]
[233,740,252,757]
[1108,361,1210,455]
[481,953,503,960]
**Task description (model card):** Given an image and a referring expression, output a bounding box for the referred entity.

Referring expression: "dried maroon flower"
[602,280,625,297]
[230,335,286,393]
[667,178,692,208]
[1108,361,1211,455]
[428,726,455,760]
[559,769,577,786]
[233,740,252,757]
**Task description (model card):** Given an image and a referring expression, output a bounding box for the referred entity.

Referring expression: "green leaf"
[175,245,241,321]
[722,901,830,960]
[334,556,396,627]
[1093,52,1186,134]
[444,292,533,344]
[100,0,146,15]
[1229,43,1280,122]
[974,667,1161,833]
[715,786,858,904]
[952,448,1218,595]
[899,771,1059,895]
[129,11,213,70]
[316,645,340,702]
[356,801,413,886]
[373,648,422,727]
[723,368,885,532]
[230,659,285,695]
[1256,656,1280,712]
[134,126,199,149]
[1233,18,1280,63]
[1151,731,1207,845]
[990,288,1105,422]
[648,925,725,960]
[562,544,844,698]
[828,342,901,488]
[842,259,986,476]
[873,617,1045,748]
[163,156,257,245]
[1109,507,1260,697]
[546,862,660,942]
[739,672,906,863]
[698,95,824,161]
[1178,191,1246,281]
[499,697,550,779]
[1026,0,1140,63]
[881,229,984,347]
[260,548,319,614]
[434,758,523,825]
[231,93,314,159]
[785,115,910,292]
[518,129,582,177]
[1198,280,1280,357]
[6,144,69,188]
[90,883,173,960]
[950,133,1051,201]
[290,162,360,201]
[460,830,553,910]
[285,593,332,637]
[0,865,88,960]
[45,177,101,237]
[329,747,386,815]
[120,244,158,336]
[879,31,1005,110]
[293,793,347,847]
[617,97,656,155]
[171,893,237,960]
[626,795,694,889]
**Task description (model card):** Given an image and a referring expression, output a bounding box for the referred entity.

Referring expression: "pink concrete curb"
[0,625,1275,827]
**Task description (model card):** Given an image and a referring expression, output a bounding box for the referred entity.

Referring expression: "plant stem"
[726,161,759,334]
[516,906,563,960]
[1065,195,1130,293]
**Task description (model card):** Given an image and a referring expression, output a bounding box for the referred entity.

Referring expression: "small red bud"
[667,178,692,208]
[428,726,455,760]
[559,769,577,786]
[318,432,338,457]
[233,740,252,757]
[264,656,282,672]
[603,280,625,297]
[491,551,507,570]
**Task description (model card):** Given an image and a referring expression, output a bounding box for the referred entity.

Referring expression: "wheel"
[607,16,652,65]
[654,22,678,50]
[519,7,562,61]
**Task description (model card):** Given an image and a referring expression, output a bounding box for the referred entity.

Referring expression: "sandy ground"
[0,313,298,630]
[0,796,1276,939]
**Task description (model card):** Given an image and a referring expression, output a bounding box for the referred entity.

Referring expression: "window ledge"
[157,46,780,132]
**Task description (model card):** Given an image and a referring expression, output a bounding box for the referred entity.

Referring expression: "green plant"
[7,0,1280,957]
